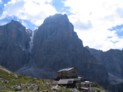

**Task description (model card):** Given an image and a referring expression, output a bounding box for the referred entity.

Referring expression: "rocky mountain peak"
[35,14,82,47]
[38,14,74,34]
[32,14,84,60]
[10,20,21,24]
[0,20,30,71]
[6,20,25,30]
[43,14,69,24]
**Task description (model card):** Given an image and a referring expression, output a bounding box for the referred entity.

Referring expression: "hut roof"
[58,79,74,85]
[58,67,75,72]
[58,78,81,85]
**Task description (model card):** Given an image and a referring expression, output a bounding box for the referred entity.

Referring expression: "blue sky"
[0,0,123,51]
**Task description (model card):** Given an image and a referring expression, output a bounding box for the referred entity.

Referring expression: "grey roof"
[58,67,75,72]
[58,78,81,85]
[58,79,74,84]
[81,87,89,90]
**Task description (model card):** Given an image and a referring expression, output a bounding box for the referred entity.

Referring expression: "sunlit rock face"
[0,20,30,71]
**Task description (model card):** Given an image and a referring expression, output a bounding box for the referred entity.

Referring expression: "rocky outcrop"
[0,20,30,71]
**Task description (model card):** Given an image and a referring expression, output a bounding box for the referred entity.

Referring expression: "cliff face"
[0,20,30,71]
[32,14,83,69]
[29,14,109,86]
[88,48,123,85]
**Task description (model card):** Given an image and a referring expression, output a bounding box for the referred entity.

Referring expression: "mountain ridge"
[0,14,123,91]
[87,47,123,84]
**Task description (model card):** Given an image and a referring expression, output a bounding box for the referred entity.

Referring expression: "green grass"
[0,66,106,92]
[0,67,72,92]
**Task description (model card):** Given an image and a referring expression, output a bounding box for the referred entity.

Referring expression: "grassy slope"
[0,66,106,92]
[0,66,72,92]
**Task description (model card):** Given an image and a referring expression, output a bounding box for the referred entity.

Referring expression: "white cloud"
[1,0,57,26]
[63,0,123,51]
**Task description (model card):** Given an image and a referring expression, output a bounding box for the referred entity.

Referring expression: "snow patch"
[29,31,34,52]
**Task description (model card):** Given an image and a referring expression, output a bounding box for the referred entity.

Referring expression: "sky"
[0,0,123,51]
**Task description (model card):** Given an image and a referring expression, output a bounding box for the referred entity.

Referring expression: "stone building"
[56,67,82,88]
